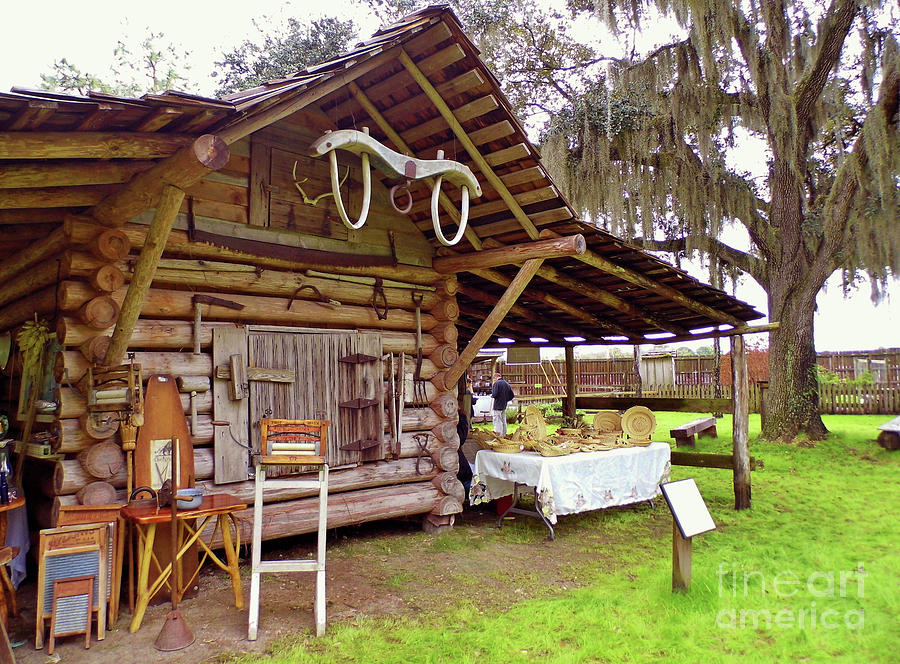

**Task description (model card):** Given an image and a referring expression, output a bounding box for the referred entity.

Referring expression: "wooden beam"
[0,160,154,189]
[217,47,401,145]
[564,345,576,418]
[468,267,637,339]
[347,81,483,250]
[443,259,544,386]
[0,184,118,209]
[399,49,542,241]
[0,132,192,159]
[731,334,751,510]
[0,225,67,284]
[88,134,229,226]
[104,185,185,365]
[671,451,760,471]
[433,235,584,273]
[540,229,745,326]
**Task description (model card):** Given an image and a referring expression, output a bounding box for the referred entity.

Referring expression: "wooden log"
[564,345,577,418]
[57,281,437,333]
[444,259,544,387]
[430,344,459,368]
[78,335,111,363]
[142,261,443,311]
[429,392,458,419]
[57,317,238,349]
[88,134,229,227]
[59,447,214,495]
[176,375,210,392]
[58,414,213,453]
[0,225,66,285]
[0,132,192,160]
[431,420,458,445]
[398,407,448,432]
[75,481,117,505]
[381,331,439,355]
[204,481,441,547]
[87,229,131,261]
[0,284,56,329]
[65,218,443,285]
[88,264,126,292]
[0,252,65,309]
[77,442,125,480]
[432,471,465,504]
[423,513,455,533]
[0,159,155,189]
[80,412,119,440]
[429,298,459,322]
[57,386,211,419]
[105,184,185,365]
[23,457,63,498]
[78,295,120,329]
[433,235,586,273]
[195,457,436,504]
[55,349,211,383]
[429,322,457,345]
[28,494,61,530]
[431,495,463,516]
[731,335,751,510]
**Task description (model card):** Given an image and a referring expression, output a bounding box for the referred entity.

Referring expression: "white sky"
[2,0,897,352]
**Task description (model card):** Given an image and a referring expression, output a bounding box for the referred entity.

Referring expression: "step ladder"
[248,419,330,640]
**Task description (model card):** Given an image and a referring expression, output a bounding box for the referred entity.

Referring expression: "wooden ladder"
[248,419,330,640]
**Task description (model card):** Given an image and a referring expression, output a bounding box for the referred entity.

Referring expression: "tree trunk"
[763,277,828,441]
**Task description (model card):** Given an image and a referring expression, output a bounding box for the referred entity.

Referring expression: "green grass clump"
[221,414,898,664]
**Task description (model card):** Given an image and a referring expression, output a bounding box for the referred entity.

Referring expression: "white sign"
[661,478,716,538]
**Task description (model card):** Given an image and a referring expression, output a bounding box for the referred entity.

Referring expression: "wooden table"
[0,495,24,664]
[122,493,246,632]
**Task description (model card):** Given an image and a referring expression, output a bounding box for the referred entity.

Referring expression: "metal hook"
[390,180,414,214]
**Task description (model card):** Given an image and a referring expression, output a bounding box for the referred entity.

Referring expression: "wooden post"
[103,185,185,366]
[432,235,585,273]
[564,345,576,418]
[672,520,692,591]
[731,334,751,510]
[633,345,643,397]
[442,259,544,388]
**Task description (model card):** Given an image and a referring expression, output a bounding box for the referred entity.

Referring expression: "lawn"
[223,414,898,664]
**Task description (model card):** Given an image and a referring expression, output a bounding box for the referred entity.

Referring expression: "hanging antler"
[309,128,481,245]
[292,160,349,206]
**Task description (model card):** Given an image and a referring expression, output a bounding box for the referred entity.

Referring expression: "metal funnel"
[154,610,195,651]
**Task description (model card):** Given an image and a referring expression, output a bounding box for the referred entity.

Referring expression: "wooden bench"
[877,416,900,450]
[670,417,718,448]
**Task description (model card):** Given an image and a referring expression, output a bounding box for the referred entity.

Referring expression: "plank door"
[247,330,384,469]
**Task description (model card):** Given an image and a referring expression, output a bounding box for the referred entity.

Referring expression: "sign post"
[660,478,716,592]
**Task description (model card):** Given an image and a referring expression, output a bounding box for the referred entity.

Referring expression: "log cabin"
[0,5,765,547]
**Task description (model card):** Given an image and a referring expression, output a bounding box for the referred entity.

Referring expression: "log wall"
[1,115,465,542]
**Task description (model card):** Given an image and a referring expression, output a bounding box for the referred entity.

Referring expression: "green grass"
[223,414,898,664]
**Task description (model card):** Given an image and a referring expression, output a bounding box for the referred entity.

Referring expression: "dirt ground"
[7,503,666,664]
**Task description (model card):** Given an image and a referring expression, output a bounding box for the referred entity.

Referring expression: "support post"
[441,259,543,387]
[564,345,576,418]
[672,520,692,591]
[731,334,751,509]
[633,345,643,397]
[104,185,185,366]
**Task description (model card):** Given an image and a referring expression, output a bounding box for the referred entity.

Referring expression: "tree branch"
[795,0,859,151]
[635,235,766,284]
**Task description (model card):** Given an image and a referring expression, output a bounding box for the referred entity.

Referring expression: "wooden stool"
[0,546,18,629]
[248,420,329,640]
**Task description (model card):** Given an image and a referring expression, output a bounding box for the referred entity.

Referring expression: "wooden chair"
[248,419,330,640]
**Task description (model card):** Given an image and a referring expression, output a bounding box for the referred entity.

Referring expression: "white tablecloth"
[471,442,671,524]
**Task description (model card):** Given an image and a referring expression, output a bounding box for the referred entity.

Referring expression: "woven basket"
[491,441,524,454]
[621,406,656,442]
[593,410,622,433]
[534,441,571,456]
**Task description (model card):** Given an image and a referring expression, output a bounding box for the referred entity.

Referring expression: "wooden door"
[247,330,384,468]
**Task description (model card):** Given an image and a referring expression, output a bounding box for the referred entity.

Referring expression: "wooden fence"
[496,377,900,416]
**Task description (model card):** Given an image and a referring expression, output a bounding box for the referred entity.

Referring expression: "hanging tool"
[286,283,341,310]
[192,295,245,355]
[397,352,405,458]
[411,292,428,405]
[412,432,433,475]
[386,353,397,457]
[372,277,388,320]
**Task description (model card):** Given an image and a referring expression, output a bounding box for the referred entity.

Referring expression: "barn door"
[247,329,384,468]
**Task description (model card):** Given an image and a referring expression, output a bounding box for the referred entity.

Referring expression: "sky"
[2,0,897,352]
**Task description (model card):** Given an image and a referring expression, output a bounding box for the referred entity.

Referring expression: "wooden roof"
[0,4,763,346]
